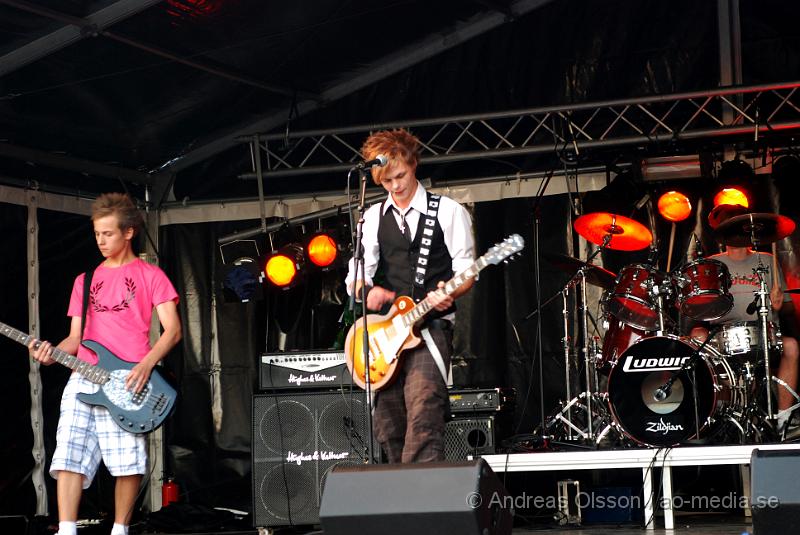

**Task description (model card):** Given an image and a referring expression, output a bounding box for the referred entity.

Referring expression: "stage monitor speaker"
[319,459,513,535]
[252,391,376,527]
[445,416,496,460]
[751,448,800,535]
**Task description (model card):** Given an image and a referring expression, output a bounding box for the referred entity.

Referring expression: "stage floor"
[132,516,753,535]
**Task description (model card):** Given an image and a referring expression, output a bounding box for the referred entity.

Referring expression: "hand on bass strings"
[125,360,155,393]
[28,339,55,365]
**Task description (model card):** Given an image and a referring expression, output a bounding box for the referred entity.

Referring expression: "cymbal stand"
[578,266,594,439]
[753,257,775,420]
[561,286,573,440]
[575,234,612,443]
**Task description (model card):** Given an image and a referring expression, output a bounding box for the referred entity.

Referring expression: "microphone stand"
[653,326,722,439]
[350,165,376,464]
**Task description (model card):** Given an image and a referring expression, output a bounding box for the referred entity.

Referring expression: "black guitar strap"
[413,192,441,290]
[80,269,95,342]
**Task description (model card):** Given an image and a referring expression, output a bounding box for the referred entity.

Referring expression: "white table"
[480,443,800,529]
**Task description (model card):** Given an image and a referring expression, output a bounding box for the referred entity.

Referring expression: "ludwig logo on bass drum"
[622,355,691,372]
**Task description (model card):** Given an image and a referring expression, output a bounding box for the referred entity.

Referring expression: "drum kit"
[543,209,799,448]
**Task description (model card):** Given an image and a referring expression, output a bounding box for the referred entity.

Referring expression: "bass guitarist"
[345,129,475,463]
[29,193,181,535]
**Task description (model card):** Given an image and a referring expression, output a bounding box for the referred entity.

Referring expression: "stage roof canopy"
[1,0,799,204]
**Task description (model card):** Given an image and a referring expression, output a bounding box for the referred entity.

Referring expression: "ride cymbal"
[574,212,653,251]
[544,252,617,289]
[714,212,796,247]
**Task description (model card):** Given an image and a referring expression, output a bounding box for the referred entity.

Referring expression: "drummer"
[689,204,799,432]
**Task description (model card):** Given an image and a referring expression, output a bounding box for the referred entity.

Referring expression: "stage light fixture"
[307,233,338,268]
[265,243,304,288]
[219,239,264,302]
[713,159,753,208]
[223,257,262,301]
[657,191,692,222]
[713,187,749,208]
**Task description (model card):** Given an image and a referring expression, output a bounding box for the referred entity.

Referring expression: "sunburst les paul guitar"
[1,321,176,433]
[345,234,524,391]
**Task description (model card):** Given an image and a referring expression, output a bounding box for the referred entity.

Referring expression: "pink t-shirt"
[67,258,179,365]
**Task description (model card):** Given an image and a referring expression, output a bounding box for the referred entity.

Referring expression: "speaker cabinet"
[751,448,800,535]
[319,459,513,535]
[445,416,496,460]
[252,391,376,527]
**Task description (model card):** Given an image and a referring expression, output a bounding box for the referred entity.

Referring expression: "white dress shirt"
[345,182,475,306]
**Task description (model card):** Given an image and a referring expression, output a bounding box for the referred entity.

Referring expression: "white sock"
[110,523,128,535]
[57,521,77,535]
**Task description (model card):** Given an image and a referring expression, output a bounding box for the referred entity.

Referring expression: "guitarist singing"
[29,193,181,535]
[345,129,475,463]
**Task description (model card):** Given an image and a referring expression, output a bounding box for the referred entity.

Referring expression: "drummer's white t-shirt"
[710,251,789,324]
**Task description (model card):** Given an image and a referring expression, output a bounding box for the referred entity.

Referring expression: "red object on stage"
[574,212,653,251]
[162,478,180,507]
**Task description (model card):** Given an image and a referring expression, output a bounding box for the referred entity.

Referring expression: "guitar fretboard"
[0,321,109,385]
[402,258,487,327]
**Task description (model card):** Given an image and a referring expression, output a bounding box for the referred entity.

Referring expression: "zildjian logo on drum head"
[645,418,684,434]
[622,355,692,372]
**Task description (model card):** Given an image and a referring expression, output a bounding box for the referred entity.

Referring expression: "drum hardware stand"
[745,219,777,422]
[540,235,611,445]
[561,287,573,440]
[751,259,776,421]
[544,390,619,446]
[575,234,613,443]
[653,327,723,440]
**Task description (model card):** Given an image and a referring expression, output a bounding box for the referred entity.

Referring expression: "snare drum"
[675,259,733,321]
[606,264,671,331]
[712,321,782,357]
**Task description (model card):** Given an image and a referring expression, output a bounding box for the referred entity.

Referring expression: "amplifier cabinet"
[444,416,497,460]
[252,391,377,527]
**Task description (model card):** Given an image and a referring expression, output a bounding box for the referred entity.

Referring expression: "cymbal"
[785,289,800,295]
[574,212,653,251]
[544,253,617,289]
[714,212,796,247]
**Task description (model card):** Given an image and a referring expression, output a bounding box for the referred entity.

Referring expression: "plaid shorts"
[50,373,147,488]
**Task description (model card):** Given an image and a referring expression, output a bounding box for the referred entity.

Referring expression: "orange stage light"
[657,191,692,222]
[713,187,749,209]
[265,244,303,287]
[307,234,338,267]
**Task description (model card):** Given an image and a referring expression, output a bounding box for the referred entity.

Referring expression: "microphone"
[357,154,388,169]
[653,385,671,402]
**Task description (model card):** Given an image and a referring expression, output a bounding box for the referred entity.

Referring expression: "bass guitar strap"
[81,269,95,342]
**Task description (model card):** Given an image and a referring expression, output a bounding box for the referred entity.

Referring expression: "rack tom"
[606,264,671,331]
[675,259,733,321]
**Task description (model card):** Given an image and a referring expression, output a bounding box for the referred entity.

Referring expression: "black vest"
[377,193,455,317]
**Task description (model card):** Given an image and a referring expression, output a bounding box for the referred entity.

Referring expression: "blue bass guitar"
[1,321,176,434]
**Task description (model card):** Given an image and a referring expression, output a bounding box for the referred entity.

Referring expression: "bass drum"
[606,335,739,447]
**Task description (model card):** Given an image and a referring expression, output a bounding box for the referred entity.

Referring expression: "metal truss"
[242,81,800,179]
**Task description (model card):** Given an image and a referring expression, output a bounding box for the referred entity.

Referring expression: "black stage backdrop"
[3,186,800,518]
